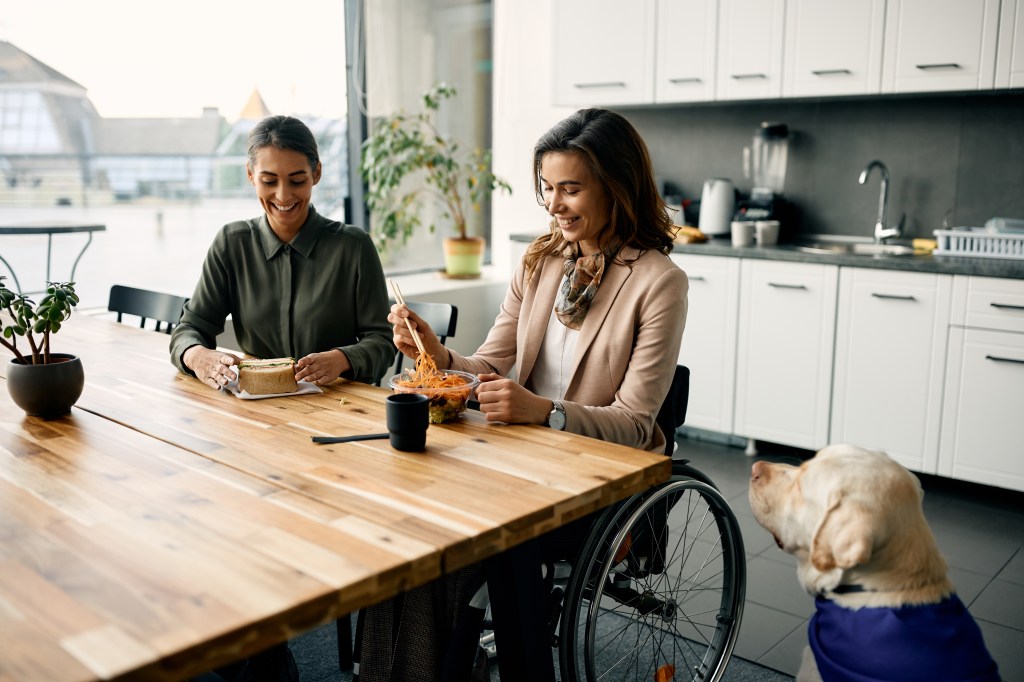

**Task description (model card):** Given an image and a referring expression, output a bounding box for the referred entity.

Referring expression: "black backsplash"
[618,91,1024,241]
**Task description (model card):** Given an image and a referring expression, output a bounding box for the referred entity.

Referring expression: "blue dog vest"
[808,595,1000,682]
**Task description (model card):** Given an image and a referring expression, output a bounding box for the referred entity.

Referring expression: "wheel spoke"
[566,478,745,682]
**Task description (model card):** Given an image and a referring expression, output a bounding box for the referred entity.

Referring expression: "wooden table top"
[0,314,670,680]
[0,385,437,681]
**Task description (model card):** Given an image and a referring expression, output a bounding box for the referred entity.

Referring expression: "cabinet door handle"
[871,293,916,301]
[669,77,702,84]
[689,275,707,282]
[915,63,961,71]
[811,68,852,76]
[985,355,1024,365]
[990,302,1024,311]
[731,73,768,80]
[767,282,808,290]
[574,81,626,89]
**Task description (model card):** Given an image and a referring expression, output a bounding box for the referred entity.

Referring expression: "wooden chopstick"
[389,278,427,357]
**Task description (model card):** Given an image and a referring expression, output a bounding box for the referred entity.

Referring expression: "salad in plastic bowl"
[388,369,480,424]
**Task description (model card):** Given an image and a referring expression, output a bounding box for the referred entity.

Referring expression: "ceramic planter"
[7,354,84,417]
[443,236,485,278]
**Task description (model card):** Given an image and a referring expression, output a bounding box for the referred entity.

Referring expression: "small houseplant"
[0,275,84,417]
[361,82,511,277]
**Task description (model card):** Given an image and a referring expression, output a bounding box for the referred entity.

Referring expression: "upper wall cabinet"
[656,0,719,102]
[717,0,786,100]
[882,0,1000,92]
[552,0,1017,108]
[551,0,655,106]
[997,0,1024,87]
[783,0,885,97]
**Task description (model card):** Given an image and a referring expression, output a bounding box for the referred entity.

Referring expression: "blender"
[734,122,789,225]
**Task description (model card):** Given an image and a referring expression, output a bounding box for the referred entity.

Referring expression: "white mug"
[731,221,754,247]
[755,220,780,246]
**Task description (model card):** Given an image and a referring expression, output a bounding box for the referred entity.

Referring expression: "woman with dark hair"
[170,115,394,391]
[171,116,393,681]
[368,108,688,681]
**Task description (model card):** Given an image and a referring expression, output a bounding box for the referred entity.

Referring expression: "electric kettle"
[699,178,735,236]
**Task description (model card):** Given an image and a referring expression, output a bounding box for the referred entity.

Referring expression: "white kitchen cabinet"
[551,0,655,106]
[670,254,740,433]
[734,260,838,450]
[939,276,1024,492]
[656,0,720,103]
[717,0,786,100]
[996,0,1024,88]
[783,0,885,97]
[830,269,951,474]
[882,0,1000,93]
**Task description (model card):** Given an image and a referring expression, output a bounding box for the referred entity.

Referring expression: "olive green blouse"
[169,206,395,385]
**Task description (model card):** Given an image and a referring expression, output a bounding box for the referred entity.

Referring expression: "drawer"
[951,275,1024,332]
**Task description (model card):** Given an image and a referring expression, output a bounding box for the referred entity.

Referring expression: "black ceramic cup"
[385,393,429,451]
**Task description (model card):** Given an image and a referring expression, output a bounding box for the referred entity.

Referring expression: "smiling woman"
[170,116,394,399]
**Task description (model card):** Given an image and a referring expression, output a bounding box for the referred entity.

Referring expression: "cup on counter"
[755,220,781,247]
[385,393,429,451]
[731,221,755,247]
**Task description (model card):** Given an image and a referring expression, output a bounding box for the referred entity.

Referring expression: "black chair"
[656,364,690,456]
[388,300,459,378]
[108,285,188,334]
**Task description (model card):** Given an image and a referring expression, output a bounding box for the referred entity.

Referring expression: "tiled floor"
[675,434,1024,681]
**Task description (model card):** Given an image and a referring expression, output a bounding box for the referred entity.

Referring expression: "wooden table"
[0,223,106,295]
[0,315,670,680]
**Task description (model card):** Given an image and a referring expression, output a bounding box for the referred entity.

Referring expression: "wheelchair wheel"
[559,461,745,682]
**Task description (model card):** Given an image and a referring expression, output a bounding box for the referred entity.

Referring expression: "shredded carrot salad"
[393,353,472,423]
[395,352,468,390]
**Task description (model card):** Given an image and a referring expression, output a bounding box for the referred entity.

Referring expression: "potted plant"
[361,81,512,277]
[0,275,84,417]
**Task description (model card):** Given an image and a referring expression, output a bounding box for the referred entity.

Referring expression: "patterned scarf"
[554,242,620,330]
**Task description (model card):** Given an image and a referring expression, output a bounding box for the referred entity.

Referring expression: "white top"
[528,308,579,401]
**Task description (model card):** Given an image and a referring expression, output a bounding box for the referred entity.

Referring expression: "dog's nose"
[751,460,767,481]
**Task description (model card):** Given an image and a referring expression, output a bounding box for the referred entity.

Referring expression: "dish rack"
[934,228,1024,259]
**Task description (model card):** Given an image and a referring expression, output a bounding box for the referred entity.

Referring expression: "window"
[350,0,495,274]
[0,2,347,308]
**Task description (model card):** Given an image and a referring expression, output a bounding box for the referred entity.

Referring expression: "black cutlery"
[312,433,389,444]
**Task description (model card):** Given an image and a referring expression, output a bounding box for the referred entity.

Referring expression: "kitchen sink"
[794,242,918,257]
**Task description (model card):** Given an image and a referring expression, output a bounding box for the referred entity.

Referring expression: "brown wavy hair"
[521,108,674,282]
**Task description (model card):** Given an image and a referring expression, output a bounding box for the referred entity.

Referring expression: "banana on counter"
[673,225,708,244]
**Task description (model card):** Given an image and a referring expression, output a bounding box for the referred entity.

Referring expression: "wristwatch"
[547,400,567,431]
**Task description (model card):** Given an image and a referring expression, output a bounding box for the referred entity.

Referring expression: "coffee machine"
[734,122,789,225]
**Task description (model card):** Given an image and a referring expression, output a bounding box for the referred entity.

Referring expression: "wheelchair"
[483,366,747,682]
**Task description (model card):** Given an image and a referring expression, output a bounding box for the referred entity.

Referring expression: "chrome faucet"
[858,160,904,243]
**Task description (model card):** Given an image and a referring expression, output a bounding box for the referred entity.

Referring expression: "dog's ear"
[810,495,873,572]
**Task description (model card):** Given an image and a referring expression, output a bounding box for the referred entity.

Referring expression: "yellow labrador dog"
[749,444,1000,682]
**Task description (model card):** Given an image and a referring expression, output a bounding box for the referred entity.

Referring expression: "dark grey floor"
[289,434,1024,681]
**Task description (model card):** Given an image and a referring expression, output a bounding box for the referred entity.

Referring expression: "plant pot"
[7,354,84,418]
[443,236,485,278]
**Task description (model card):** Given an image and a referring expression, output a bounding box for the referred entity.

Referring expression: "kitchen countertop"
[509,233,1024,280]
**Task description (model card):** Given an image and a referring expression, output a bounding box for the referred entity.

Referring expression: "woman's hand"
[388,303,448,368]
[296,349,350,385]
[183,346,242,390]
[475,373,553,425]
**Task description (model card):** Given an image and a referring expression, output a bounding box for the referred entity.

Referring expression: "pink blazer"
[449,245,688,452]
